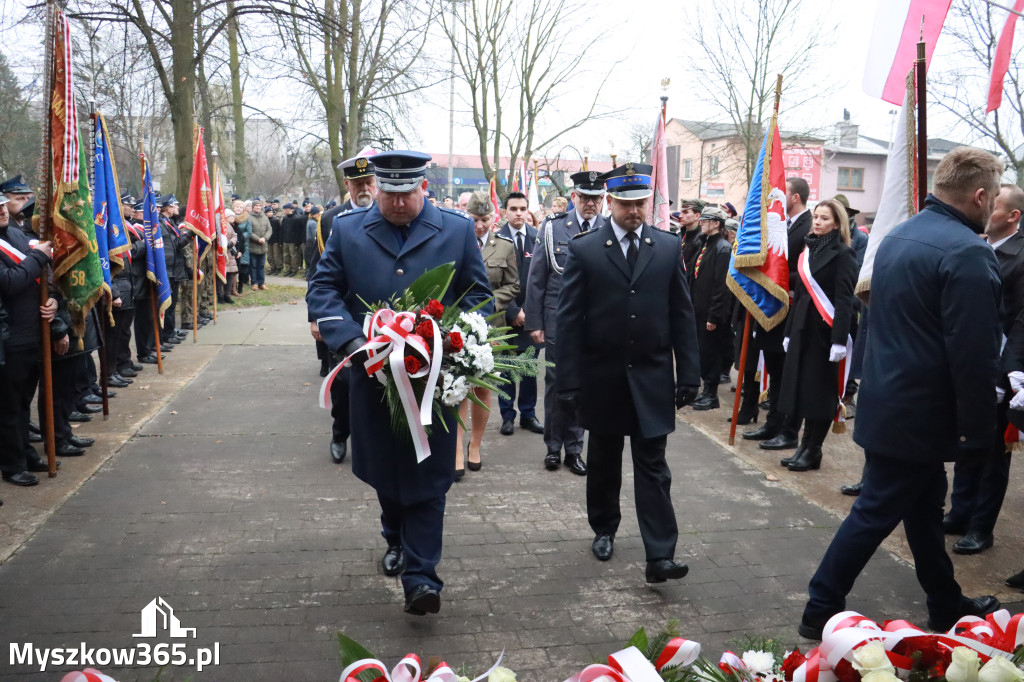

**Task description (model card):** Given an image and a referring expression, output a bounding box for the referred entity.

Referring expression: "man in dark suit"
[497,191,543,436]
[307,151,492,616]
[743,177,811,449]
[525,171,608,474]
[946,183,1024,555]
[557,163,700,583]
[799,147,1004,639]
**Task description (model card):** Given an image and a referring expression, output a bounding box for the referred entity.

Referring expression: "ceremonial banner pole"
[728,74,783,445]
[90,103,110,420]
[191,123,199,343]
[139,138,164,375]
[915,35,928,211]
[211,157,218,324]
[37,0,58,477]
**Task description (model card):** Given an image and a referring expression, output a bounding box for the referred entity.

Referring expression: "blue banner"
[92,114,131,295]
[141,154,172,325]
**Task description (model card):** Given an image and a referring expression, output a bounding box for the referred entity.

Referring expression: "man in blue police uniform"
[557,163,701,583]
[525,171,607,475]
[306,150,492,615]
[310,152,380,464]
[497,191,543,436]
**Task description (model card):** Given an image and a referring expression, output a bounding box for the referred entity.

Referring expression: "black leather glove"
[675,385,700,409]
[339,336,368,360]
[558,391,580,416]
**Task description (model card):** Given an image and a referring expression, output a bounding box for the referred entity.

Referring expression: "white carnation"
[441,373,469,406]
[742,651,777,677]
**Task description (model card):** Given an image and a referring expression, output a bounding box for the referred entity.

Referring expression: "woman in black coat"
[778,199,858,472]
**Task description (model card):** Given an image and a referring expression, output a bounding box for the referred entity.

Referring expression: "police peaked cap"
[569,170,607,196]
[372,150,431,192]
[0,175,32,194]
[599,163,654,201]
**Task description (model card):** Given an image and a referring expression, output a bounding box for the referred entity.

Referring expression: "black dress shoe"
[1005,569,1024,590]
[119,367,139,378]
[544,450,561,470]
[787,445,822,472]
[381,545,406,576]
[28,421,40,435]
[129,362,144,372]
[520,416,544,433]
[319,361,329,378]
[565,454,588,476]
[138,355,159,364]
[162,336,180,345]
[840,481,863,496]
[645,559,689,583]
[467,458,481,471]
[927,595,1000,631]
[84,394,104,405]
[68,411,93,423]
[953,530,994,555]
[943,513,968,535]
[3,471,39,486]
[330,440,347,464]
[78,403,103,414]
[728,405,759,425]
[106,376,130,388]
[174,330,188,339]
[760,434,798,450]
[403,584,441,615]
[780,444,806,467]
[27,460,59,472]
[592,534,613,561]
[56,442,86,457]
[499,419,514,435]
[96,388,116,397]
[798,618,825,640]
[28,431,43,443]
[68,435,95,448]
[742,424,778,441]
[454,467,464,481]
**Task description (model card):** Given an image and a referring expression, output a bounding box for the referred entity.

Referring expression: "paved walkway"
[0,302,1019,681]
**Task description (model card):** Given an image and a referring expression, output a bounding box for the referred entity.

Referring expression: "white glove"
[1011,390,1024,410]
[829,343,847,363]
[1009,371,1024,394]
[782,337,790,352]
[996,386,1006,403]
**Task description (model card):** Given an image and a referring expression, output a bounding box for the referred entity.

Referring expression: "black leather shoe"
[174,330,188,339]
[102,389,117,397]
[27,460,59,472]
[780,444,806,467]
[592,534,613,561]
[520,416,544,433]
[330,440,347,464]
[68,435,95,448]
[544,450,561,470]
[3,471,39,486]
[943,514,968,535]
[403,584,441,615]
[1005,569,1024,590]
[78,403,103,414]
[798,618,825,640]
[565,454,588,476]
[742,424,779,441]
[319,361,329,378]
[645,559,689,583]
[84,394,104,405]
[138,355,159,364]
[760,434,798,450]
[692,394,720,411]
[56,442,86,457]
[787,445,822,472]
[381,545,406,576]
[129,362,144,372]
[113,373,134,384]
[728,405,759,425]
[927,596,1000,632]
[68,411,93,423]
[119,367,139,378]
[28,421,40,435]
[499,419,514,435]
[953,530,994,555]
[106,376,130,388]
[28,431,43,443]
[840,481,863,496]
[162,336,180,345]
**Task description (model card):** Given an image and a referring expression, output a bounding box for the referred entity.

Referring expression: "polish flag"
[987,0,1024,113]
[648,112,671,231]
[862,0,952,104]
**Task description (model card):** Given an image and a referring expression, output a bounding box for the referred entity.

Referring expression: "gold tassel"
[832,421,846,434]
[754,371,761,382]
[759,390,769,403]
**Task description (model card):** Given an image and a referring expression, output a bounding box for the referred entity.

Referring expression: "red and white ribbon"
[797,249,853,425]
[565,646,665,682]
[654,638,701,671]
[319,308,443,463]
[341,651,501,682]
[0,237,41,284]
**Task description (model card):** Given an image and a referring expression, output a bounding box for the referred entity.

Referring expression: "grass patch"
[219,284,305,309]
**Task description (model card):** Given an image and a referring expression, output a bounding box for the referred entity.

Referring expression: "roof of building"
[672,119,825,143]
[425,153,613,173]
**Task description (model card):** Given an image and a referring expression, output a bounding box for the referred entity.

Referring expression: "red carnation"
[405,355,422,374]
[424,299,444,319]
[415,319,434,340]
[447,331,464,352]
[781,650,806,682]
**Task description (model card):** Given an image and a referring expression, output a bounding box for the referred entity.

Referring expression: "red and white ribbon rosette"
[340,650,504,682]
[320,308,443,463]
[565,646,668,682]
[60,671,118,682]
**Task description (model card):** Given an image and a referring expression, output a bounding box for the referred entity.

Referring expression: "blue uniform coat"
[306,201,492,504]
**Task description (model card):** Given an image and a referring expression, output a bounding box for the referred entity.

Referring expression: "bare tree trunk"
[227,0,247,197]
[170,0,196,194]
[195,0,215,162]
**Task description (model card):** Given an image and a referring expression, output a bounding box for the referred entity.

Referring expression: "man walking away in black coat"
[798,147,1005,639]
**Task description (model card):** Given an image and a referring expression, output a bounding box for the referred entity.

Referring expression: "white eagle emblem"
[764,187,789,259]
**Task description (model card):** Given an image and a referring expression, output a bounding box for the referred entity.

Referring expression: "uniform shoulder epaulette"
[494,232,514,243]
[550,211,568,220]
[572,228,599,240]
[438,206,469,218]
[338,206,369,219]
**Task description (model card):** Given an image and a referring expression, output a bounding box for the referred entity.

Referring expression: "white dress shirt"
[610,219,640,259]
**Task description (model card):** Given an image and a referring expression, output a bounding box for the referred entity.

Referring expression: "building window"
[837,167,864,190]
[709,156,719,177]
[683,159,692,181]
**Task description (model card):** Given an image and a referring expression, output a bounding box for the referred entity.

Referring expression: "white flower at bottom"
[862,671,901,682]
[947,647,982,682]
[489,667,516,682]
[441,374,469,406]
[979,656,1024,682]
[742,651,777,676]
[852,641,894,676]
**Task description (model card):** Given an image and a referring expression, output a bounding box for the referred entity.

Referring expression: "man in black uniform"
[525,171,607,474]
[557,163,700,582]
[1,176,35,234]
[310,152,378,464]
[678,198,705,273]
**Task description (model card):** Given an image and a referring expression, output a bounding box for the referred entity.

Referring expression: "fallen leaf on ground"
[269,367,275,371]
[170,410,178,415]
[765,473,779,482]
[289,301,298,305]
[303,382,310,386]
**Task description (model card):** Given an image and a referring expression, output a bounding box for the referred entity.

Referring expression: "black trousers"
[0,349,42,477]
[804,452,963,626]
[949,403,1011,535]
[697,324,732,385]
[760,347,802,437]
[134,298,156,359]
[586,432,677,561]
[106,307,135,374]
[377,491,445,594]
[801,418,833,449]
[498,328,539,421]
[165,277,180,337]
[542,335,584,456]
[330,364,350,444]
[39,354,85,446]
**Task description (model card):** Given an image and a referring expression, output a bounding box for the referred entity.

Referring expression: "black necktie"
[397,224,409,245]
[581,219,590,233]
[516,232,524,256]
[626,232,639,272]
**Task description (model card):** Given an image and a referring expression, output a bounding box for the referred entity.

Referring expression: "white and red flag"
[211,168,227,283]
[648,111,670,231]
[184,129,214,258]
[987,0,1024,113]
[862,0,952,104]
